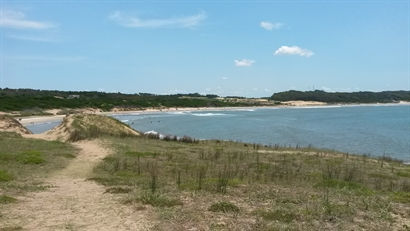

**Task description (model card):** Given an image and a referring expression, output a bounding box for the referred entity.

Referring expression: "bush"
[138,193,182,207]
[208,201,240,213]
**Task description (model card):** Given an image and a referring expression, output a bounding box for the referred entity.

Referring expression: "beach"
[17,101,410,126]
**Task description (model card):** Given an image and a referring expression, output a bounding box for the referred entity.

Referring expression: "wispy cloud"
[0,9,56,29]
[221,76,229,80]
[260,21,283,30]
[234,59,255,67]
[109,11,206,28]
[6,34,57,42]
[274,46,314,57]
[5,55,86,62]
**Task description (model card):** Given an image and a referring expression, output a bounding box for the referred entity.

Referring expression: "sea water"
[113,105,410,161]
[26,105,410,161]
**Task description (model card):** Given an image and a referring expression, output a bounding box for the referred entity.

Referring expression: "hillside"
[271,90,410,103]
[45,114,141,142]
[0,88,265,112]
[0,115,32,135]
[0,115,409,230]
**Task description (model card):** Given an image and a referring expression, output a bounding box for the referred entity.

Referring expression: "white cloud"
[109,11,206,28]
[260,21,282,30]
[221,76,228,80]
[274,46,314,57]
[0,10,56,29]
[6,34,57,42]
[234,59,255,67]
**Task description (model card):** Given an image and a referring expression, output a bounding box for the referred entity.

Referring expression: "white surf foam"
[190,113,227,117]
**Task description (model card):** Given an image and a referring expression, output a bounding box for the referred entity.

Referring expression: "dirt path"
[2,140,152,231]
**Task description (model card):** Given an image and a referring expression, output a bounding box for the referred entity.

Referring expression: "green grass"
[0,195,17,204]
[91,136,410,230]
[315,179,374,196]
[0,170,13,182]
[16,150,45,164]
[0,132,77,196]
[391,191,410,203]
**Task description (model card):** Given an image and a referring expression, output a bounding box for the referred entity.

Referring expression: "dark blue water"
[112,105,410,161]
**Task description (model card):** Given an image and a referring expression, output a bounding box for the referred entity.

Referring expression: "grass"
[0,195,17,204]
[135,192,183,207]
[255,209,297,223]
[208,201,239,213]
[62,114,140,142]
[0,227,23,231]
[92,136,410,230]
[0,170,13,182]
[0,132,77,196]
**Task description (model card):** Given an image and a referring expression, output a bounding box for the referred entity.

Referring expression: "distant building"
[68,95,80,99]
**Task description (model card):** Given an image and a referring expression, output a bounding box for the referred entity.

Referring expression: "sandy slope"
[0,115,32,135]
[1,140,152,231]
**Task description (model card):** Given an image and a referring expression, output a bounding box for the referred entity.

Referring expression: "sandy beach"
[15,101,410,126]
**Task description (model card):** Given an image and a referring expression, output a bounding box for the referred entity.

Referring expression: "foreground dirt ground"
[1,140,152,231]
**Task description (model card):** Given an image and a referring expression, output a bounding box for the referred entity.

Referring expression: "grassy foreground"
[0,132,77,205]
[92,136,410,230]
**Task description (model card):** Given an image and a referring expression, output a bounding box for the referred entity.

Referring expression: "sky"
[0,0,409,97]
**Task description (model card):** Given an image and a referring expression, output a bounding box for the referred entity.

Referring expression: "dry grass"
[46,114,141,142]
[92,136,410,230]
[0,116,31,135]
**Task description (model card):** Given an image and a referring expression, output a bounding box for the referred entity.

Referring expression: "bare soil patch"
[1,140,152,231]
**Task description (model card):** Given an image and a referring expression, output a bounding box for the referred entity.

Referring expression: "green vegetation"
[255,209,297,223]
[0,88,262,112]
[0,195,17,204]
[208,201,240,213]
[271,90,410,103]
[92,136,410,230]
[0,132,77,196]
[131,192,183,207]
[0,226,23,231]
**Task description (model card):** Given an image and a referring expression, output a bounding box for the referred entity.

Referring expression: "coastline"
[17,101,410,125]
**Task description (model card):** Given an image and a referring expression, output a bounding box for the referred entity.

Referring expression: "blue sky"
[0,1,409,97]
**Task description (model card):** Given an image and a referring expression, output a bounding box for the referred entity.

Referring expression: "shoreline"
[17,101,410,125]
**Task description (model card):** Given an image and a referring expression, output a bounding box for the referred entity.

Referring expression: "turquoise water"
[26,105,410,161]
[113,105,410,161]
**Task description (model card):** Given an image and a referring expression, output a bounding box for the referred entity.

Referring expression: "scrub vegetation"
[0,88,264,112]
[92,135,410,230]
[271,90,410,103]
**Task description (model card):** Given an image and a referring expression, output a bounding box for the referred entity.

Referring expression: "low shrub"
[138,192,182,207]
[208,201,240,213]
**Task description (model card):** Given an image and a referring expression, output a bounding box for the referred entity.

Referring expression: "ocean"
[26,105,410,161]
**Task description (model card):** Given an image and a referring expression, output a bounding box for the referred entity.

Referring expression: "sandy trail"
[2,140,152,231]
